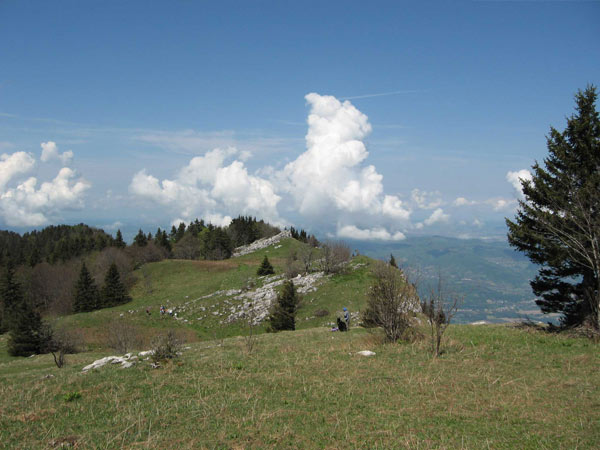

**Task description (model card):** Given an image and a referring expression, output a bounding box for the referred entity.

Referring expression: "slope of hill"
[54,237,375,348]
[352,236,555,324]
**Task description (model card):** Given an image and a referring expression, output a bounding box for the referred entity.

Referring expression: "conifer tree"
[115,229,126,248]
[389,254,398,268]
[257,255,275,276]
[7,296,44,356]
[507,86,600,328]
[73,263,99,312]
[267,280,299,331]
[134,229,148,247]
[101,263,131,307]
[1,263,22,333]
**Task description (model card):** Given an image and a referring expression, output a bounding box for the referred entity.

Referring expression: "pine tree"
[389,254,398,268]
[507,86,600,328]
[267,280,299,331]
[134,229,148,247]
[73,263,99,312]
[7,297,45,356]
[257,255,275,276]
[101,263,131,307]
[1,263,22,333]
[115,229,126,248]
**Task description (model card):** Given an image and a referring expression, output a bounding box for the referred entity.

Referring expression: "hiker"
[343,307,350,330]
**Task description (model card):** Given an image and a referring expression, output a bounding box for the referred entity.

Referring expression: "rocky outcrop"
[232,230,292,257]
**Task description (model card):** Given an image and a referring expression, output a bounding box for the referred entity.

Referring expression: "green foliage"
[73,263,100,313]
[257,255,275,276]
[389,253,397,268]
[101,263,131,307]
[151,330,182,363]
[506,86,600,327]
[290,226,319,246]
[63,392,82,402]
[0,224,116,267]
[268,280,299,332]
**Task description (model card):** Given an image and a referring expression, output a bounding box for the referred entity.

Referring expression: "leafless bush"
[26,261,78,315]
[127,241,168,268]
[94,247,136,290]
[151,330,183,363]
[285,248,303,278]
[42,325,83,368]
[314,309,329,317]
[172,234,202,259]
[107,320,142,353]
[362,261,420,342]
[298,245,316,274]
[422,274,461,356]
[320,240,351,274]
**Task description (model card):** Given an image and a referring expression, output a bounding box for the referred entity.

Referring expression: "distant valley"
[352,236,557,324]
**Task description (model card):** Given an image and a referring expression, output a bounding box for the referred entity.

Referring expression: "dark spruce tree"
[101,263,131,307]
[1,264,22,333]
[7,297,45,356]
[133,229,148,247]
[115,229,126,248]
[507,86,600,329]
[257,255,275,276]
[389,254,398,268]
[267,280,299,332]
[73,263,100,312]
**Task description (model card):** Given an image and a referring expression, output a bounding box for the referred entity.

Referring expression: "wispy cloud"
[341,89,424,100]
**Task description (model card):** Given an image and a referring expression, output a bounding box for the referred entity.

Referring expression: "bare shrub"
[314,309,329,317]
[172,234,202,259]
[26,261,78,315]
[298,245,316,274]
[362,261,420,342]
[107,320,141,353]
[151,330,183,363]
[126,241,168,269]
[93,247,136,290]
[320,240,351,274]
[285,248,302,279]
[42,325,83,368]
[422,273,461,356]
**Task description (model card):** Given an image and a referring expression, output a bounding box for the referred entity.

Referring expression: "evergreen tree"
[134,229,148,247]
[267,280,299,331]
[257,255,275,276]
[115,229,126,248]
[0,263,22,333]
[101,263,131,307]
[389,254,398,268]
[175,222,186,242]
[73,263,99,312]
[507,86,600,328]
[7,296,45,356]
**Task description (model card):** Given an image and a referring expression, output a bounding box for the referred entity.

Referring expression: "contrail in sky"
[341,89,424,100]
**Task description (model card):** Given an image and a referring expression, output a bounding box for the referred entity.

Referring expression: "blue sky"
[1,1,598,241]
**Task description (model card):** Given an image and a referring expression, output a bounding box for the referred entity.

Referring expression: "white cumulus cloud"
[411,188,443,209]
[337,224,405,241]
[453,196,476,207]
[129,147,282,226]
[0,151,36,190]
[506,169,532,199]
[423,208,450,226]
[0,165,90,227]
[40,141,73,165]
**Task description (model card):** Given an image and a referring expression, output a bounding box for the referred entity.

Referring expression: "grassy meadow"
[1,325,599,448]
[1,237,599,448]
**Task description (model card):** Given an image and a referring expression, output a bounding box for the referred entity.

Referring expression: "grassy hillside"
[1,325,598,448]
[53,238,376,348]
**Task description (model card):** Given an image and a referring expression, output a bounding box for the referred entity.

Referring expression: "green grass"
[51,239,375,347]
[1,325,598,448]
